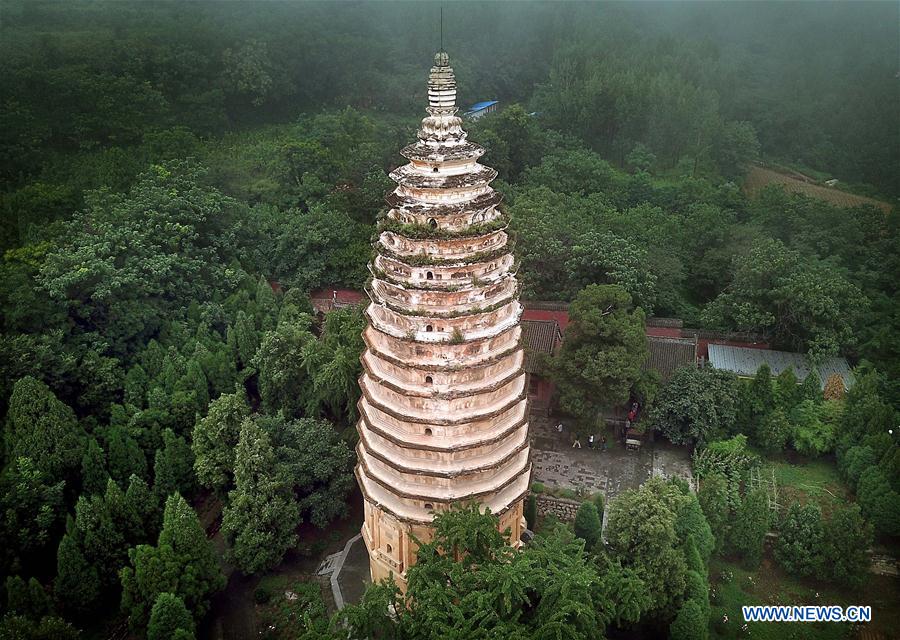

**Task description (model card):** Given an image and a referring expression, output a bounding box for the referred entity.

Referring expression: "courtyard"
[529,412,694,502]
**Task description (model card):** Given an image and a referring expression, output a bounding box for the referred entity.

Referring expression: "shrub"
[670,599,708,640]
[147,593,194,640]
[683,536,705,574]
[254,586,272,604]
[573,502,603,550]
[775,503,824,577]
[593,493,605,521]
[531,482,545,494]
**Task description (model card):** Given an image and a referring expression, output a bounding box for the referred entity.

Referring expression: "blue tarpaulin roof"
[466,100,499,113]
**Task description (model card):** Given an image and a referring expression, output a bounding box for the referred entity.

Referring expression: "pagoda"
[356,50,532,589]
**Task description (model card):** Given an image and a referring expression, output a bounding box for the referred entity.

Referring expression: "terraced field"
[744,166,893,213]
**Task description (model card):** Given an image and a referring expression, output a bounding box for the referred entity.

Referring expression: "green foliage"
[332,505,614,640]
[675,492,714,564]
[55,527,101,616]
[0,457,66,576]
[605,477,688,616]
[790,399,837,457]
[856,467,900,537]
[669,599,708,640]
[573,501,603,551]
[756,408,791,452]
[821,505,873,588]
[147,592,195,640]
[4,376,84,481]
[222,419,300,574]
[153,429,195,500]
[191,390,251,494]
[551,285,648,425]
[0,614,81,640]
[120,493,225,632]
[80,437,109,496]
[254,318,317,418]
[698,473,730,554]
[775,503,824,577]
[651,366,741,446]
[703,238,867,359]
[728,489,770,568]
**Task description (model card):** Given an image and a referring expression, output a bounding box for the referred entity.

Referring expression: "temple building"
[356,50,531,590]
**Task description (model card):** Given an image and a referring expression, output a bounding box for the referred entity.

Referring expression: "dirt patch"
[744,166,892,212]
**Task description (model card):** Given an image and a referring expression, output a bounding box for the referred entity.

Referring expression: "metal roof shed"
[707,344,853,390]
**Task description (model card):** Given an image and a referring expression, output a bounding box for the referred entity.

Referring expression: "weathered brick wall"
[535,494,581,521]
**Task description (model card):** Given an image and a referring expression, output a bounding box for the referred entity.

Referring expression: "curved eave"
[385,188,502,217]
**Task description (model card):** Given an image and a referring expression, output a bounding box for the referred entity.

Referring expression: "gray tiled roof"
[707,344,853,389]
[643,336,698,381]
[521,319,562,373]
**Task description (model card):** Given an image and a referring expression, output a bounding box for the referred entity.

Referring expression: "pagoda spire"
[356,51,531,592]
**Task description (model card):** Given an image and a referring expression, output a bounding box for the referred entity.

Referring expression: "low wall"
[535,494,582,521]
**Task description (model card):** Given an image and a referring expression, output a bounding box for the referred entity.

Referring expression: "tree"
[573,501,603,551]
[147,592,195,640]
[669,599,708,640]
[698,473,729,554]
[5,575,50,619]
[729,489,770,567]
[153,429,195,500]
[262,415,354,528]
[756,408,790,452]
[105,427,148,485]
[221,419,300,574]
[684,569,710,619]
[650,366,741,446]
[120,493,225,631]
[790,399,836,457]
[192,390,251,494]
[4,376,84,480]
[551,285,648,427]
[821,505,873,588]
[330,506,612,640]
[80,437,109,496]
[565,232,658,312]
[253,319,317,418]
[0,457,65,575]
[675,492,714,564]
[823,374,846,400]
[856,467,900,537]
[742,364,775,433]
[605,477,687,616]
[774,368,800,411]
[703,238,867,359]
[55,527,101,616]
[775,503,823,577]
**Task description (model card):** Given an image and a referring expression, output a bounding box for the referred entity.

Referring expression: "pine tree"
[756,408,790,452]
[178,359,209,415]
[821,505,873,588]
[775,502,824,577]
[106,427,148,484]
[125,474,159,541]
[256,276,278,331]
[153,429,195,500]
[55,529,101,615]
[573,501,603,551]
[698,473,729,554]
[140,340,167,379]
[669,599,707,640]
[222,419,300,574]
[774,368,800,411]
[746,364,775,432]
[147,592,195,640]
[124,364,150,409]
[729,489,770,568]
[120,494,225,630]
[80,437,109,495]
[823,373,846,400]
[4,376,85,480]
[192,390,251,494]
[230,311,259,369]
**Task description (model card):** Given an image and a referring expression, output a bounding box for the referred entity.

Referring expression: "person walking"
[601,435,608,452]
[572,436,582,448]
[588,434,595,449]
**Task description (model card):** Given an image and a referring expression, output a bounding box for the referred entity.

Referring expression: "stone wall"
[535,494,582,521]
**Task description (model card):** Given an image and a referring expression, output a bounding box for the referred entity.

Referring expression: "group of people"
[557,422,608,451]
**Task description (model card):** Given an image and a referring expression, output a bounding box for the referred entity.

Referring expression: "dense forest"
[0,1,898,638]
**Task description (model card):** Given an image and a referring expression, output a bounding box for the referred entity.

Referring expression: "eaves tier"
[356,52,531,543]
